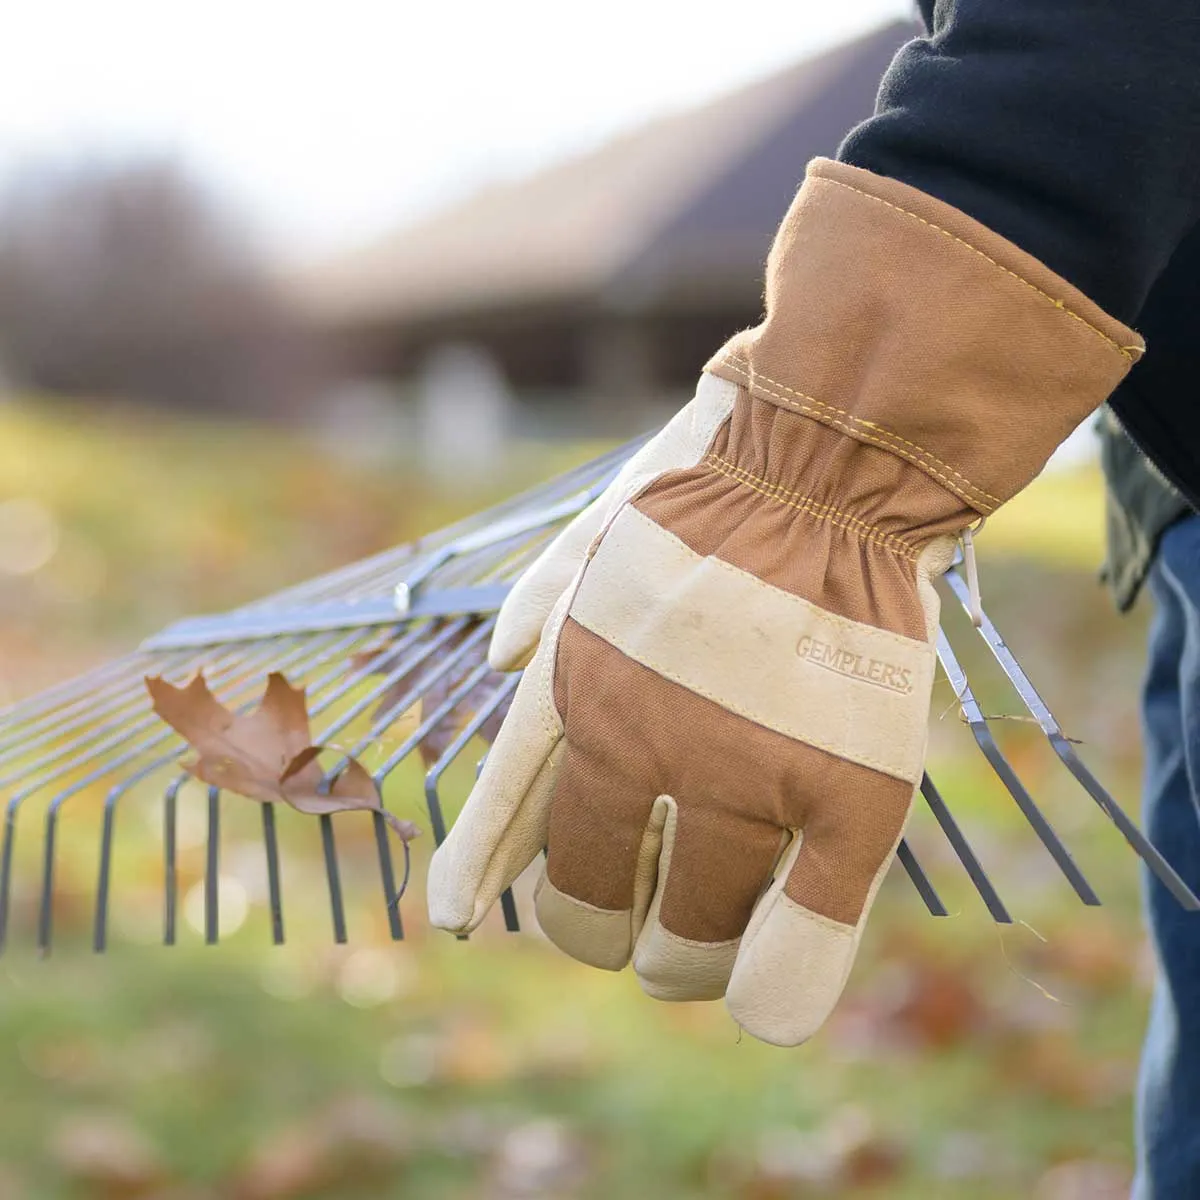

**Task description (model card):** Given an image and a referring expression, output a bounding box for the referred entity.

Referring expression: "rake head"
[0,437,1194,956]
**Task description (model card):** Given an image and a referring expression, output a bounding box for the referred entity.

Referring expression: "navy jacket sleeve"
[839,0,1200,505]
[840,0,1200,325]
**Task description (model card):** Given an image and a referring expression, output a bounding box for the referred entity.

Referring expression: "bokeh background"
[0,4,1157,1197]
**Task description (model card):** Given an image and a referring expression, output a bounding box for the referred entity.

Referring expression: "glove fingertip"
[487,630,535,673]
[725,893,858,1048]
[426,846,480,933]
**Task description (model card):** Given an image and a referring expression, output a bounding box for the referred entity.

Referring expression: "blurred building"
[296,20,916,439]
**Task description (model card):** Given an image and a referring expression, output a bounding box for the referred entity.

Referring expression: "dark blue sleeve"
[840,0,1200,324]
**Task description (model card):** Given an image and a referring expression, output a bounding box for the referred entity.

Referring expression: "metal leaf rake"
[0,438,1194,955]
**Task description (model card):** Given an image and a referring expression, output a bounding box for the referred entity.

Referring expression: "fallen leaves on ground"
[1034,1158,1132,1200]
[49,1112,167,1197]
[231,1094,412,1200]
[723,1105,906,1198]
[828,945,990,1056]
[146,672,419,842]
[488,1118,590,1198]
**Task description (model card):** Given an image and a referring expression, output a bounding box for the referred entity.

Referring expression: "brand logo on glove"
[796,636,914,695]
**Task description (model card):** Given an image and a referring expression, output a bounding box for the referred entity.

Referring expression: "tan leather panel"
[706,158,1142,515]
[572,503,934,781]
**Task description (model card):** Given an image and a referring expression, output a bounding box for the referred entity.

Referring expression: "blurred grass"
[0,396,1156,1198]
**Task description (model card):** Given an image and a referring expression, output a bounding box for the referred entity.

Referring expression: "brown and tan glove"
[427,159,1142,1046]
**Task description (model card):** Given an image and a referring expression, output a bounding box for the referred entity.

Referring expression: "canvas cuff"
[706,157,1144,517]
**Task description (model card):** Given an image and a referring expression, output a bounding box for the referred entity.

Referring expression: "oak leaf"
[145,671,419,842]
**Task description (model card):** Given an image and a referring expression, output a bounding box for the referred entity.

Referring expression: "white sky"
[0,1,913,263]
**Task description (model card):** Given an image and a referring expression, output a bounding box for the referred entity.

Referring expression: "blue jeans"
[1135,514,1200,1198]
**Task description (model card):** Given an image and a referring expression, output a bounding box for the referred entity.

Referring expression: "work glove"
[427,159,1142,1046]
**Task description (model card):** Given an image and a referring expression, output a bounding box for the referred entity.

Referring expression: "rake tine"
[378,664,514,940]
[164,777,182,945]
[422,674,523,935]
[94,801,117,952]
[2,643,241,790]
[296,621,494,942]
[370,642,499,780]
[318,815,348,943]
[920,772,1012,923]
[0,807,15,955]
[85,630,369,952]
[942,567,1200,910]
[935,627,1100,906]
[0,652,191,771]
[19,636,314,953]
[423,673,520,845]
[310,619,484,772]
[373,809,404,942]
[36,808,59,955]
[895,839,948,916]
[262,804,285,944]
[149,621,426,949]
[499,884,521,933]
[143,627,384,948]
[205,786,220,944]
[0,651,148,731]
[373,657,502,946]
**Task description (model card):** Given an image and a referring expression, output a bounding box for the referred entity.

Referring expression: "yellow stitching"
[710,463,915,561]
[815,173,1138,363]
[707,466,918,561]
[707,454,919,554]
[537,641,557,740]
[536,608,567,741]
[717,357,998,514]
[720,355,998,507]
[704,453,921,560]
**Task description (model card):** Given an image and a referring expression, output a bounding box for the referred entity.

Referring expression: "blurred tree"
[0,157,322,415]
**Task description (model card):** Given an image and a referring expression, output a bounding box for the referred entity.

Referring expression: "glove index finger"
[490,371,738,673]
[490,494,608,671]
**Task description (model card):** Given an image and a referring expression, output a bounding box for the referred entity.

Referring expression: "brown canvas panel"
[549,619,914,941]
[706,159,1142,515]
[634,388,963,640]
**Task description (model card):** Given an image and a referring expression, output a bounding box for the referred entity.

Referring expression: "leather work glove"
[427,159,1142,1046]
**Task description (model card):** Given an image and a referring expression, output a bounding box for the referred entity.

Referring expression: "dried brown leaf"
[280,747,420,841]
[146,672,418,843]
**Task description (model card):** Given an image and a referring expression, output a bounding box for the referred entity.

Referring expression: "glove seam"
[815,172,1139,365]
[775,893,856,936]
[716,354,999,513]
[596,637,922,781]
[704,452,921,561]
[638,921,741,951]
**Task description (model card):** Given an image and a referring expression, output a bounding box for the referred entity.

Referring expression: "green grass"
[0,397,1155,1197]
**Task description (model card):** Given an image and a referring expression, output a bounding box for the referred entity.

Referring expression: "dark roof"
[296,20,917,328]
